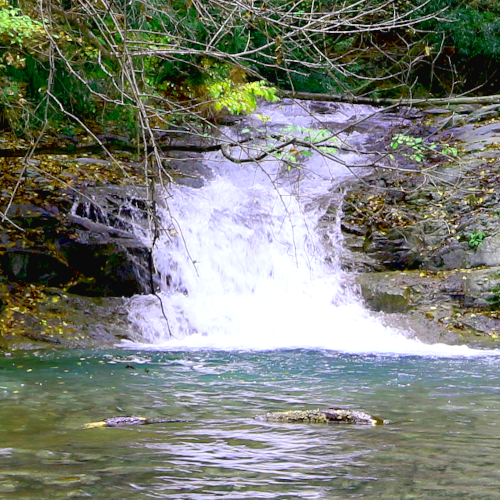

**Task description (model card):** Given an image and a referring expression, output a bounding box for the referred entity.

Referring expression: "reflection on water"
[1,349,500,499]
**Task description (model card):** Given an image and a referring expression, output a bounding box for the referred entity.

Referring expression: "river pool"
[1,348,500,499]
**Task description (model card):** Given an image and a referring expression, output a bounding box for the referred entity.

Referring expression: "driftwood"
[84,416,188,428]
[279,90,500,107]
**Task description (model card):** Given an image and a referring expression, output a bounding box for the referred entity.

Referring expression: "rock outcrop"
[0,164,153,347]
[330,105,500,345]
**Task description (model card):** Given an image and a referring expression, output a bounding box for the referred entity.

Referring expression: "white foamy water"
[127,101,498,357]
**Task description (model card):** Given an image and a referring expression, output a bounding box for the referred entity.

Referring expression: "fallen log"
[0,138,222,158]
[84,416,188,428]
[278,90,500,107]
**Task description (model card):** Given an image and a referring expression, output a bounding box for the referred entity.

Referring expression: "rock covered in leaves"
[331,108,500,274]
[0,140,156,347]
[326,105,500,345]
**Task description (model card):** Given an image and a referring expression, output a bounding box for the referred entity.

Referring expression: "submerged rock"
[255,408,385,425]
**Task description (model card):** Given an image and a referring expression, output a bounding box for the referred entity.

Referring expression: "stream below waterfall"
[2,349,500,499]
[5,101,500,499]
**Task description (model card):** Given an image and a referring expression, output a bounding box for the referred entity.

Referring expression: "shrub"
[416,0,500,93]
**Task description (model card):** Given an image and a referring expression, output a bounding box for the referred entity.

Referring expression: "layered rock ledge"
[328,104,500,346]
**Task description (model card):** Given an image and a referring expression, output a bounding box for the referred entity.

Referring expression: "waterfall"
[126,101,493,356]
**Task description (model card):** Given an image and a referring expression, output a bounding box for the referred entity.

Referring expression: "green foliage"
[0,6,45,47]
[2,0,494,138]
[390,134,427,163]
[182,60,279,116]
[282,125,338,154]
[389,134,457,163]
[240,122,338,170]
[469,231,486,248]
[275,125,337,169]
[98,104,139,135]
[333,36,357,53]
[0,77,23,105]
[417,0,500,91]
[420,0,500,59]
[0,76,25,131]
[287,71,338,93]
[0,3,49,131]
[207,80,278,115]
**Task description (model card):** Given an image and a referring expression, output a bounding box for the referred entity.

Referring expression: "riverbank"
[0,139,151,349]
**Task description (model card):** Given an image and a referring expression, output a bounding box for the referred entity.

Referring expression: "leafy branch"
[222,123,338,167]
[389,133,458,163]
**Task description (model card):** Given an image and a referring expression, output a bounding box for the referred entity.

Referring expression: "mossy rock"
[255,408,385,425]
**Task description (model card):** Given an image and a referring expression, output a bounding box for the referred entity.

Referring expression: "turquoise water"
[1,349,500,499]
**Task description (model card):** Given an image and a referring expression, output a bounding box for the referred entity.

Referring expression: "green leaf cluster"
[0,6,45,47]
[389,134,457,163]
[469,231,486,248]
[276,125,338,169]
[177,60,279,117]
[207,79,278,115]
[283,125,337,152]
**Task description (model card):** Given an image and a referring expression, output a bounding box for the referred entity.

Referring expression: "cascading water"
[127,101,494,356]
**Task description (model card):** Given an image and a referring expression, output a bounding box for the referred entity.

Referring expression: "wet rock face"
[331,105,500,344]
[334,115,500,275]
[335,172,498,275]
[332,171,473,273]
[0,288,132,350]
[0,188,154,348]
[355,267,500,345]
[0,189,152,297]
[4,248,73,286]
